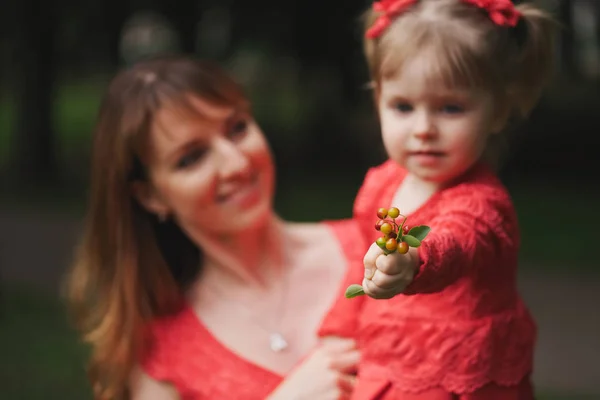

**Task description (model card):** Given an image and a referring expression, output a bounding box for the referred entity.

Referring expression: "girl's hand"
[345,206,430,300]
[267,338,359,400]
[362,242,419,299]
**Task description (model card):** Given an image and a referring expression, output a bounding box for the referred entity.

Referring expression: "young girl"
[319,0,557,399]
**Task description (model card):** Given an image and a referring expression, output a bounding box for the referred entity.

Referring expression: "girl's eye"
[441,104,465,114]
[228,119,248,140]
[394,103,413,113]
[177,148,206,169]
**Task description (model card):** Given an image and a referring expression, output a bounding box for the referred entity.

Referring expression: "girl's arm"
[404,188,518,295]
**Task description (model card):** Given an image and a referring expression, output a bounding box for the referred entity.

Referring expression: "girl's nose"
[412,110,438,140]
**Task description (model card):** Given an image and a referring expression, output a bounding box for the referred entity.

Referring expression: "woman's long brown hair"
[64,56,249,399]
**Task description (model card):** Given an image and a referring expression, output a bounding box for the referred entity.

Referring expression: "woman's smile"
[217,173,262,209]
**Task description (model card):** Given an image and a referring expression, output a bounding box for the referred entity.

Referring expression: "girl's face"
[377,56,503,185]
[133,96,275,236]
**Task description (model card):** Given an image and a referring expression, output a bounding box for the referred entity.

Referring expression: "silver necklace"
[205,269,291,353]
[268,332,289,353]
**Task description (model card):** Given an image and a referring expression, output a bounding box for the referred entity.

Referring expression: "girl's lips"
[409,150,445,156]
[408,151,446,166]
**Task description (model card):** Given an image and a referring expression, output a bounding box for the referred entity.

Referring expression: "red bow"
[366,0,521,39]
[462,0,521,27]
[366,0,418,39]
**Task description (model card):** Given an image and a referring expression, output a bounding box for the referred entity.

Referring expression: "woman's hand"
[267,338,360,400]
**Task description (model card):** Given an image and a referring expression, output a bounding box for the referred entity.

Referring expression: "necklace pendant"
[269,332,289,352]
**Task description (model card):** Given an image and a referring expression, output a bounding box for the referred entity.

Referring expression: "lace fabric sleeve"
[404,187,518,295]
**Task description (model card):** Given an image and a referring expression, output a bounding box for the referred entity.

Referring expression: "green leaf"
[401,235,421,247]
[408,225,431,241]
[345,284,365,299]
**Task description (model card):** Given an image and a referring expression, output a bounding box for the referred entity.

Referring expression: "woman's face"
[134,96,275,235]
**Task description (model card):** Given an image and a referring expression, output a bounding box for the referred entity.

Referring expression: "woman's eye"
[177,149,206,169]
[394,103,413,113]
[228,119,248,139]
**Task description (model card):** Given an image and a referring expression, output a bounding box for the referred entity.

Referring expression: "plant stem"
[396,214,407,240]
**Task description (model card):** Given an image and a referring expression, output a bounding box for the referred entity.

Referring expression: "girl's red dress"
[318,160,537,399]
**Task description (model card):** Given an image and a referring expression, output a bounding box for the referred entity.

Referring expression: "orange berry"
[397,241,409,254]
[385,238,398,251]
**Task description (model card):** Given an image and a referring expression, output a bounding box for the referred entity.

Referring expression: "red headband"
[366,0,521,39]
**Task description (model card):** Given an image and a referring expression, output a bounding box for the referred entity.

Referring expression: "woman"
[66,55,363,399]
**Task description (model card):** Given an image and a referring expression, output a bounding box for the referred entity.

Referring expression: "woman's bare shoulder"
[130,366,180,400]
[284,221,339,246]
[283,221,350,274]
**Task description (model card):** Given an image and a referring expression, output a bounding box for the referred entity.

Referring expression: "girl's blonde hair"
[65,56,248,399]
[363,0,557,119]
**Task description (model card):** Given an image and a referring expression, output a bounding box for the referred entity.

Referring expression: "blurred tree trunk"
[126,0,197,55]
[593,1,600,68]
[8,0,58,185]
[162,0,198,53]
[290,0,366,107]
[104,0,132,67]
[559,0,577,78]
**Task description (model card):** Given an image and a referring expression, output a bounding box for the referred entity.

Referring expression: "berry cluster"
[374,207,410,255]
[345,205,431,299]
